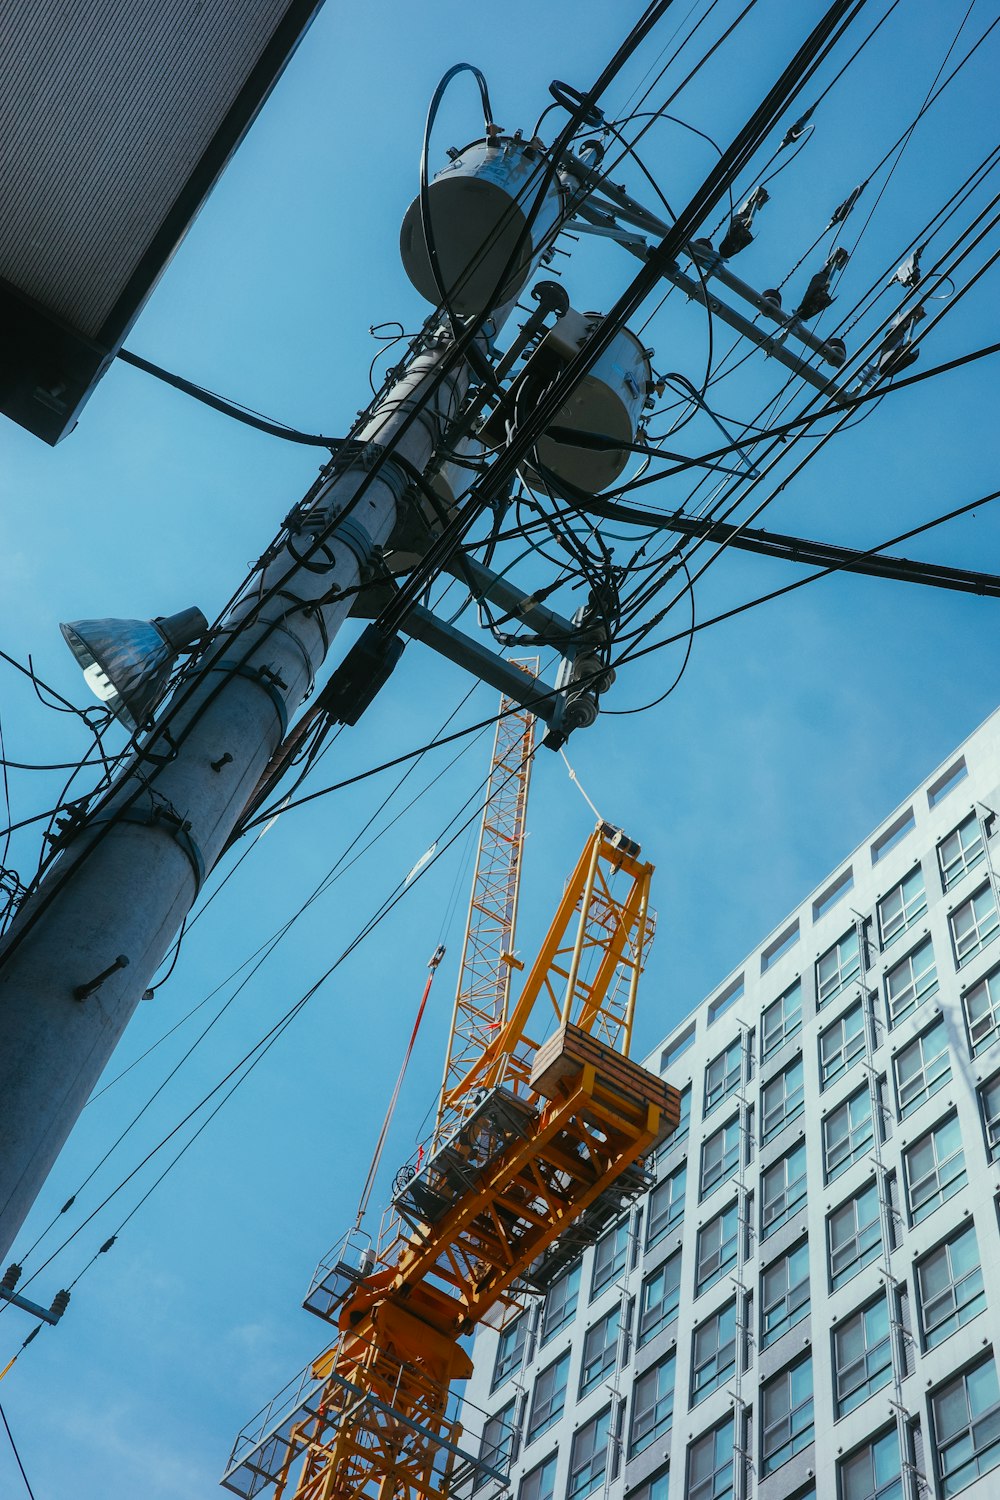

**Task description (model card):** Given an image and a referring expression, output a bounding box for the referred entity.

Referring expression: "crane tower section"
[434,663,537,1149]
[223,825,680,1500]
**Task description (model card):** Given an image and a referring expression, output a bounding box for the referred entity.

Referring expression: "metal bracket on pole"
[401,606,559,723]
[87,804,206,894]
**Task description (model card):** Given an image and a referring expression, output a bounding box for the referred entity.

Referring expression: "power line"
[0,1400,36,1500]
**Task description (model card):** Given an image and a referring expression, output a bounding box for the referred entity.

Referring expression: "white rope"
[560,748,603,822]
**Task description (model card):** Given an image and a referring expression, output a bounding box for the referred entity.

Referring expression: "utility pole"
[0,328,493,1260]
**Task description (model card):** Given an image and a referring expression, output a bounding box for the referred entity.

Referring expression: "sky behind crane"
[1,2,999,1494]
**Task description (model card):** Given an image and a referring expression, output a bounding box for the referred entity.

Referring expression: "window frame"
[519,1452,558,1500]
[822,1080,875,1183]
[476,1398,518,1490]
[915,1222,986,1351]
[567,1405,612,1500]
[687,1413,735,1500]
[690,1297,738,1406]
[696,1201,739,1296]
[980,1074,1000,1161]
[704,1037,743,1116]
[761,1355,814,1476]
[950,881,1000,968]
[761,1054,804,1144]
[832,1293,893,1418]
[493,1312,528,1390]
[877,865,926,949]
[903,1112,967,1225]
[639,1252,681,1347]
[541,1261,581,1344]
[591,1217,630,1299]
[938,811,985,892]
[700,1113,742,1200]
[581,1303,622,1396]
[828,1180,883,1291]
[964,964,1000,1058]
[761,1238,810,1348]
[817,926,861,1009]
[884,935,938,1027]
[892,1016,951,1119]
[647,1163,686,1248]
[819,998,867,1089]
[837,1426,902,1500]
[931,1356,1000,1498]
[527,1350,570,1443]
[629,1350,676,1458]
[761,1141,808,1238]
[762,979,803,1061]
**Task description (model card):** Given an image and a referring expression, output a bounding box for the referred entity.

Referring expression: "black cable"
[117,348,344,446]
[0,1400,36,1500]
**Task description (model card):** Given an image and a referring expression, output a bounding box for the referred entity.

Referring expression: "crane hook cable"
[354,944,447,1230]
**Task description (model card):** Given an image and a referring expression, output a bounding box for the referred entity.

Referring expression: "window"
[761,1239,810,1347]
[592,1218,630,1298]
[950,882,999,967]
[893,1018,951,1118]
[696,1202,739,1296]
[519,1453,557,1500]
[708,976,744,1026]
[885,936,937,1026]
[630,1352,676,1456]
[820,999,866,1088]
[939,811,984,891]
[762,1142,807,1237]
[691,1298,737,1404]
[761,1356,813,1475]
[648,1164,686,1247]
[823,1083,875,1182]
[477,1399,517,1487]
[929,757,968,808]
[904,1113,966,1224]
[829,1181,883,1290]
[817,927,862,1008]
[931,1356,1000,1497]
[839,1428,902,1500]
[639,1252,681,1346]
[542,1262,580,1343]
[762,1056,804,1144]
[581,1304,621,1395]
[633,1466,670,1500]
[871,807,915,864]
[815,866,855,920]
[705,1038,743,1114]
[877,866,926,948]
[916,1223,986,1350]
[567,1406,611,1500]
[700,1115,742,1199]
[673,1084,691,1147]
[762,919,799,973]
[965,965,1000,1057]
[980,1075,1000,1160]
[493,1313,528,1388]
[661,1021,695,1072]
[833,1295,892,1417]
[687,1413,735,1500]
[528,1352,569,1442]
[762,980,802,1060]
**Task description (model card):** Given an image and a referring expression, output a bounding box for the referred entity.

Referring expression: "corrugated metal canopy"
[0,0,323,443]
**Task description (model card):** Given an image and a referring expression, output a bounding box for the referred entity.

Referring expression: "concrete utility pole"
[0,333,489,1261]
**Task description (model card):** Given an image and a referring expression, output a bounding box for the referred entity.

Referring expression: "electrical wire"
[0,1400,36,1500]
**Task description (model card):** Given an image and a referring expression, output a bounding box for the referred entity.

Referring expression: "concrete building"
[464,707,1000,1500]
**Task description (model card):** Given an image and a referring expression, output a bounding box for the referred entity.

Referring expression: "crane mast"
[434,664,537,1150]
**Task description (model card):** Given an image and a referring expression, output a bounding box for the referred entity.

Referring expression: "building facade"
[464,708,1000,1500]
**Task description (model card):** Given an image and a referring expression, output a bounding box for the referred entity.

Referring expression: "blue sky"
[1,2,999,1495]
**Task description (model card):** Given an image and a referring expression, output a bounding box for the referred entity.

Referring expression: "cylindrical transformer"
[524,309,652,494]
[400,137,564,316]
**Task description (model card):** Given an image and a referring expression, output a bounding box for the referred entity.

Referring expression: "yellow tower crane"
[222,687,679,1500]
